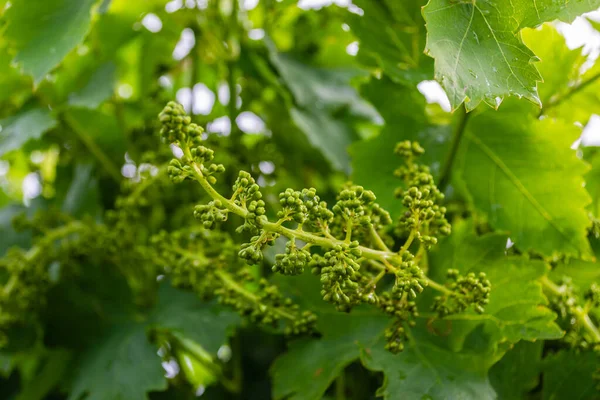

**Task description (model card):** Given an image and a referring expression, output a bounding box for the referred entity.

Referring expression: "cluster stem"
[541,276,600,343]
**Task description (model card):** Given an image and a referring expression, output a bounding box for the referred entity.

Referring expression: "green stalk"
[171,246,296,321]
[181,141,395,261]
[3,221,87,296]
[541,276,600,343]
[540,71,600,117]
[62,114,122,183]
[438,105,469,192]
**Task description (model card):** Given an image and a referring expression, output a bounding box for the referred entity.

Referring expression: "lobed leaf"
[348,0,433,85]
[422,0,600,110]
[455,101,592,258]
[3,0,100,83]
[0,108,57,157]
[429,219,564,344]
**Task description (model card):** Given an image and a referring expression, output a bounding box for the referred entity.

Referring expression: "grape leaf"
[67,322,167,400]
[273,273,501,400]
[4,0,99,83]
[455,101,592,258]
[0,40,31,105]
[542,350,599,400]
[271,312,388,400]
[422,0,600,111]
[15,349,72,400]
[149,284,240,353]
[348,0,433,85]
[60,164,101,218]
[522,24,600,124]
[68,62,116,109]
[360,326,497,400]
[64,108,127,164]
[351,78,450,219]
[429,219,563,344]
[271,272,389,400]
[67,284,239,400]
[267,42,377,172]
[550,258,600,293]
[0,108,57,157]
[489,341,543,400]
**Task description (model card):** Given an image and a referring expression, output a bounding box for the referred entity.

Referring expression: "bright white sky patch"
[208,116,231,136]
[192,83,215,115]
[237,111,266,134]
[417,80,451,112]
[173,28,195,60]
[142,13,162,33]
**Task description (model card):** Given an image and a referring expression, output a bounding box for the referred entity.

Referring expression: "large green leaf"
[542,350,599,400]
[68,62,116,109]
[60,164,101,218]
[455,101,592,258]
[351,78,451,219]
[67,322,167,400]
[360,327,497,400]
[15,349,72,400]
[522,24,600,124]
[550,258,600,293]
[149,284,240,354]
[271,311,388,400]
[429,219,563,344]
[0,41,31,105]
[489,341,543,400]
[268,42,377,172]
[273,272,502,400]
[348,0,433,85]
[422,0,600,111]
[271,272,388,400]
[0,108,57,157]
[4,0,99,83]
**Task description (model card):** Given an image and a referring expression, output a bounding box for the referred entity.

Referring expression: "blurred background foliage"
[2,0,600,399]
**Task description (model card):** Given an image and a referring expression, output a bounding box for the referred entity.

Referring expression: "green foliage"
[423,0,600,110]
[0,108,57,157]
[3,0,99,83]
[0,1,600,399]
[455,101,592,258]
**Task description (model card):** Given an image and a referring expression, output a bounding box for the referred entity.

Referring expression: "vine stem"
[540,276,600,343]
[438,105,470,192]
[370,225,391,252]
[61,114,122,183]
[181,144,395,261]
[179,140,458,297]
[539,71,600,117]
[171,246,296,321]
[367,259,451,296]
[335,370,345,400]
[3,221,87,296]
[423,277,453,295]
[227,0,241,143]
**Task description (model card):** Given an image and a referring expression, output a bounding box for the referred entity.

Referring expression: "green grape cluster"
[230,171,266,233]
[546,276,600,352]
[391,252,427,300]
[432,269,491,316]
[157,101,491,352]
[318,242,364,311]
[151,228,316,336]
[0,215,116,345]
[394,141,451,246]
[272,239,311,275]
[378,293,418,354]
